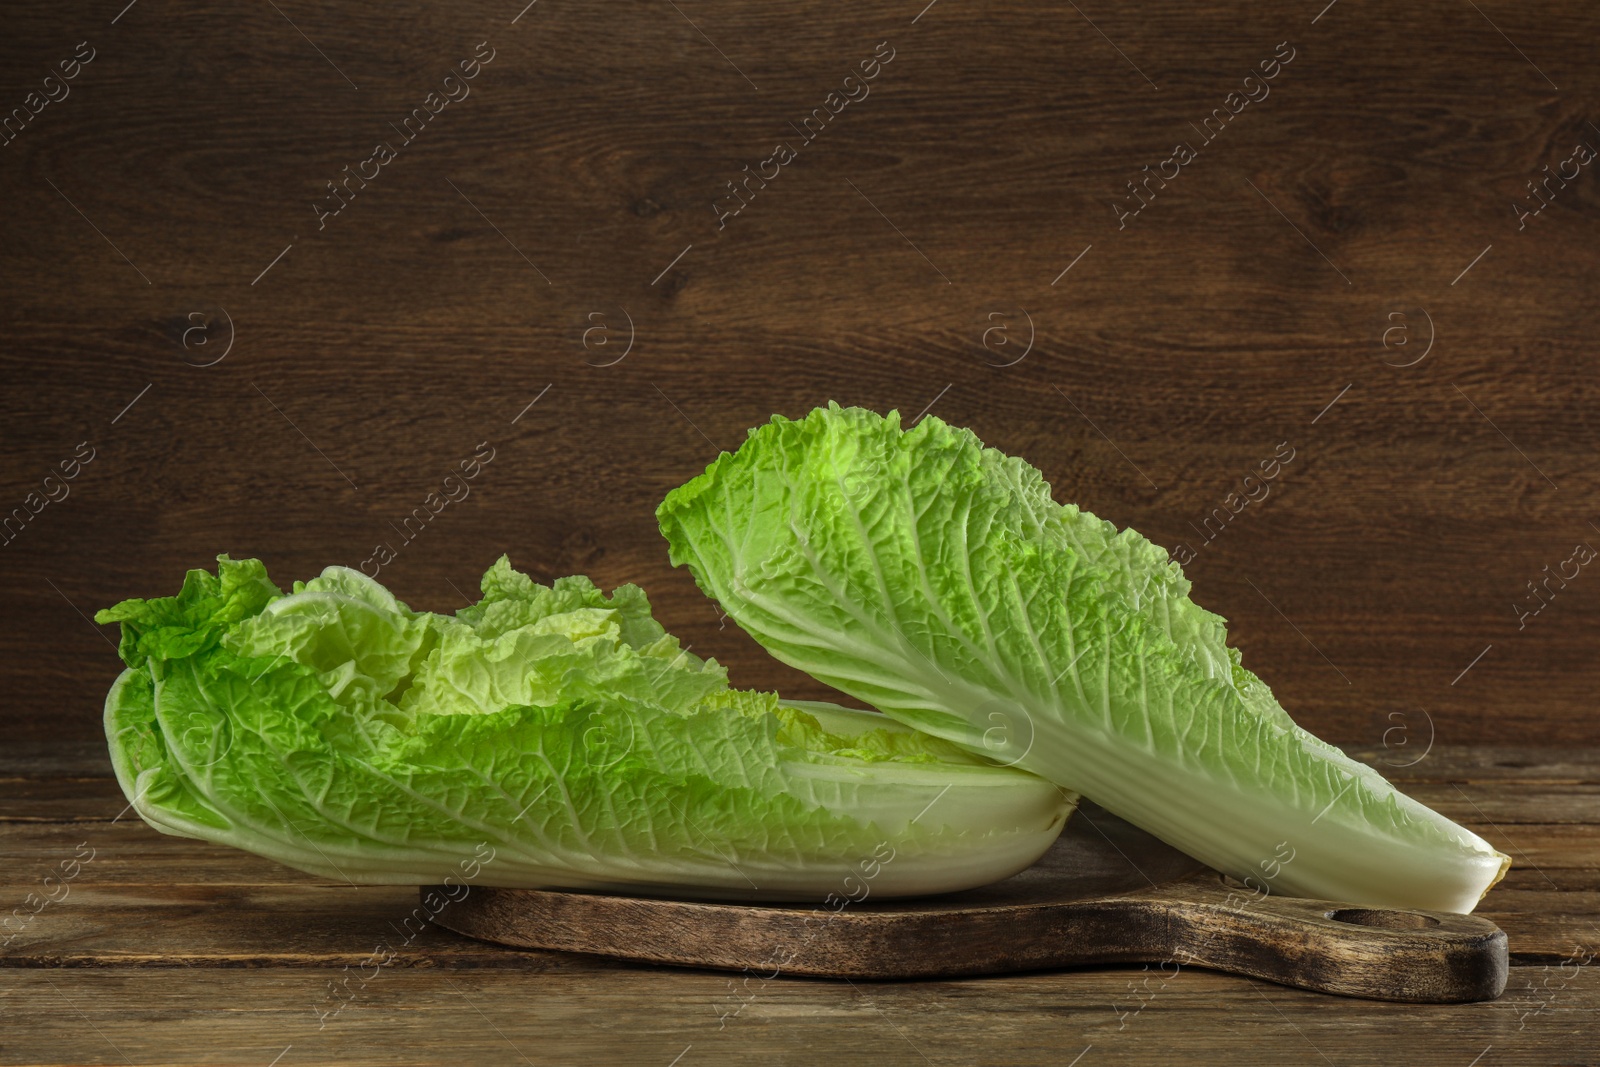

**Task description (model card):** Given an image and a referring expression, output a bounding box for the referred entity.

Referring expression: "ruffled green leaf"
[99,554,1072,899]
[657,404,1509,912]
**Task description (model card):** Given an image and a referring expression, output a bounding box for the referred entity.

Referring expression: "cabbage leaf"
[96,555,1072,900]
[657,403,1510,912]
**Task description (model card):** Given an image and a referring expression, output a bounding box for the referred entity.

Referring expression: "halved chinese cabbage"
[96,555,1072,900]
[657,404,1509,912]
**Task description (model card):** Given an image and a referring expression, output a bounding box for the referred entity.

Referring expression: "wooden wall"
[3,0,1597,744]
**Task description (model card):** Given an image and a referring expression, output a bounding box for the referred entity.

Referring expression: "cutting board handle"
[1144,876,1507,1002]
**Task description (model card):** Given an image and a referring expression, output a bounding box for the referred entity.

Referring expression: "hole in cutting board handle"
[1326,907,1442,930]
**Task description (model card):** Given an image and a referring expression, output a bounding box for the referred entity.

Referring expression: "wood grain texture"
[428,850,1510,1002]
[2,747,1596,1063]
[1,2,1599,748]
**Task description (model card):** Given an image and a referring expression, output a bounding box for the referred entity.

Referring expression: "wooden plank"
[0,743,113,778]
[0,821,355,887]
[1476,890,1600,957]
[1499,866,1600,893]
[0,964,1593,1066]
[0,884,587,971]
[1403,783,1600,825]
[0,879,1587,970]
[0,775,126,822]
[1341,747,1600,785]
[1469,825,1600,874]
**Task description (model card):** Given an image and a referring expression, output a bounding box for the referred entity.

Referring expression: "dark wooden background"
[3,0,1597,745]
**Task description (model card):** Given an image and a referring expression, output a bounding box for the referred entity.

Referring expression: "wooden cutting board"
[427,801,1507,1003]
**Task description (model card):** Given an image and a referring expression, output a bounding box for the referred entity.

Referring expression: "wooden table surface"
[2,743,1595,1066]
[3,0,1598,1062]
